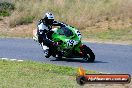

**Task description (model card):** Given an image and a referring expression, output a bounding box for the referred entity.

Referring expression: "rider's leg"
[37,31,58,58]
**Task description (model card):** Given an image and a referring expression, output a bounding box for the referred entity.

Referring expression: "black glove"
[52,42,58,50]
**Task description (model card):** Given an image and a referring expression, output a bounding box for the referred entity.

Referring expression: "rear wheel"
[82,45,95,62]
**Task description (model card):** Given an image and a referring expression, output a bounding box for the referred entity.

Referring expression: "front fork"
[74,42,86,57]
[79,44,87,57]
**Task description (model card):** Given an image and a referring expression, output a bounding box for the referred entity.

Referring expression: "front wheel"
[81,45,95,62]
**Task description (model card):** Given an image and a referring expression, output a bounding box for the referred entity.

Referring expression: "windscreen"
[58,27,74,37]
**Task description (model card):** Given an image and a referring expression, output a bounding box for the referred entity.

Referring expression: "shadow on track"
[50,58,108,63]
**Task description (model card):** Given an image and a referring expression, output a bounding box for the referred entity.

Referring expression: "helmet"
[43,12,54,25]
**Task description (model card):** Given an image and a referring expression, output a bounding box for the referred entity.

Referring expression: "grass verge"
[82,27,132,44]
[0,59,97,88]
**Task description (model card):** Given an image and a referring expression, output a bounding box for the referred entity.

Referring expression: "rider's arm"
[37,23,54,47]
[52,20,67,27]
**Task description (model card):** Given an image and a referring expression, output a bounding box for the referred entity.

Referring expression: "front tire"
[82,45,95,62]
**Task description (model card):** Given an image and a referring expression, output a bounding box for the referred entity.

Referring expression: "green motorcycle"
[33,25,95,62]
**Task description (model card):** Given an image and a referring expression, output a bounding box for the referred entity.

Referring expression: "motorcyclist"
[37,12,66,58]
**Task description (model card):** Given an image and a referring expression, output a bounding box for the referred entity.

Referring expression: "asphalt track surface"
[0,38,132,74]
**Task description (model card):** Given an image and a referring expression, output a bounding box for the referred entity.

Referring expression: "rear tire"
[82,45,95,62]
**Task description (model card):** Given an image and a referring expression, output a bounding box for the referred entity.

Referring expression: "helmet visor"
[46,19,54,25]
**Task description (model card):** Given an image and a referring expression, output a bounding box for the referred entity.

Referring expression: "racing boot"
[43,49,49,58]
[45,42,58,58]
[45,49,52,58]
[56,51,62,59]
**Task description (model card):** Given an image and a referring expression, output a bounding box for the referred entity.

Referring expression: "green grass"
[83,27,132,42]
[0,1,15,16]
[0,59,97,88]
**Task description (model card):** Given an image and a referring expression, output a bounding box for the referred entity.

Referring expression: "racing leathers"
[37,19,66,58]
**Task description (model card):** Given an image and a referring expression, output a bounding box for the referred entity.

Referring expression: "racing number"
[75,30,81,40]
[67,40,74,46]
[77,30,81,36]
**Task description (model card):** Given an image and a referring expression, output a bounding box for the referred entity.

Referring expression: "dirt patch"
[0,17,36,38]
[82,18,132,33]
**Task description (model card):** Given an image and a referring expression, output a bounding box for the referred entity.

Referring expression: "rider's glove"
[52,42,58,47]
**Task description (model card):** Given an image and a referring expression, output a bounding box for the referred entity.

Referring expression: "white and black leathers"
[37,19,66,46]
[37,19,66,58]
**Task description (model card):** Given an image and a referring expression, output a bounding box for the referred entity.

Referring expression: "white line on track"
[17,60,24,62]
[1,58,24,62]
[1,58,9,60]
[10,59,17,61]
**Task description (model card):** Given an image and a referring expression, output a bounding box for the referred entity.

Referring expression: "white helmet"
[43,12,54,25]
